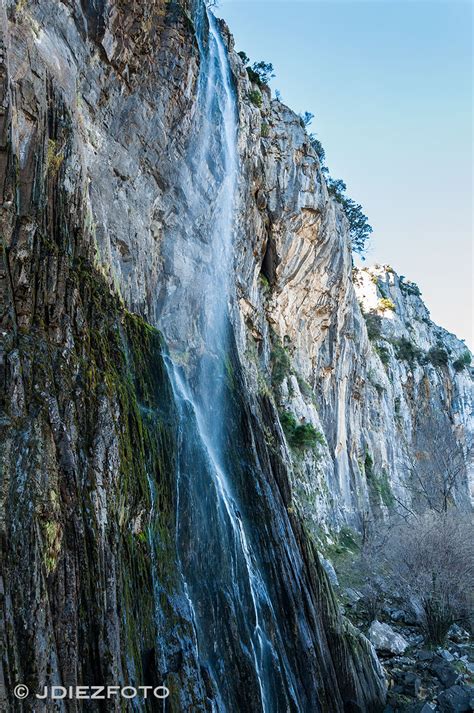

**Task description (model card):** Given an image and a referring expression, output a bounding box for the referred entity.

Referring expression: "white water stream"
[149,10,300,711]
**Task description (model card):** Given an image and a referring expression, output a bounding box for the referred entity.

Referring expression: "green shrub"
[280,410,325,451]
[248,90,262,108]
[378,297,395,312]
[309,134,325,164]
[327,177,373,254]
[261,122,270,138]
[46,138,64,176]
[374,343,390,366]
[247,60,274,86]
[394,337,421,364]
[400,279,421,297]
[427,347,449,367]
[364,313,382,341]
[326,526,360,559]
[304,137,372,254]
[238,53,275,87]
[270,338,291,387]
[453,351,471,372]
[364,450,374,477]
[372,470,394,508]
[296,373,314,400]
[364,452,393,507]
[299,111,314,127]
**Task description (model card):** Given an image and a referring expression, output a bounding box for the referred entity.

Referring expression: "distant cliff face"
[220,30,473,537]
[1,0,472,711]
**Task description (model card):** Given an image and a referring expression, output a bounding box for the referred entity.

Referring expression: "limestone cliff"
[224,45,473,538]
[196,36,472,542]
[0,0,471,712]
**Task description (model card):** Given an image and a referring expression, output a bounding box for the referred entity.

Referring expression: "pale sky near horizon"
[216,0,473,350]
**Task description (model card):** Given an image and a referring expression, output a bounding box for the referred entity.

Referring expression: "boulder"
[431,659,460,688]
[407,633,425,646]
[368,620,409,655]
[344,587,362,606]
[389,608,411,623]
[418,704,436,713]
[403,672,421,697]
[394,700,435,712]
[448,624,470,644]
[408,704,436,713]
[437,685,473,712]
[319,556,339,586]
[464,660,474,675]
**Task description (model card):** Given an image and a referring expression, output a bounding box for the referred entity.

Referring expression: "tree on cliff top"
[238,53,372,254]
[326,177,373,254]
[238,52,275,87]
[307,132,373,254]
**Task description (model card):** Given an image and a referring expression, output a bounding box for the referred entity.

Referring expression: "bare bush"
[353,512,474,645]
[407,410,471,514]
[386,513,473,643]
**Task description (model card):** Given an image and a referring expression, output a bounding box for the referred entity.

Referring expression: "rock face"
[229,92,474,534]
[0,0,472,711]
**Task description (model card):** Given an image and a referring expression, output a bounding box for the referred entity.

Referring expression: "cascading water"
[153,9,301,711]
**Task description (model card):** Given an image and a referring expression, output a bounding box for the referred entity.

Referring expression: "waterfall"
[153,9,300,711]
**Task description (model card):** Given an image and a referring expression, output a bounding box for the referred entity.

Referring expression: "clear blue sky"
[216,0,473,349]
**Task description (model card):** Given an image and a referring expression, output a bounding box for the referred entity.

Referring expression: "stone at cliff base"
[368,621,409,654]
[432,659,461,688]
[448,624,470,643]
[387,607,420,625]
[344,587,363,606]
[319,556,339,586]
[437,685,474,713]
[402,671,421,697]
